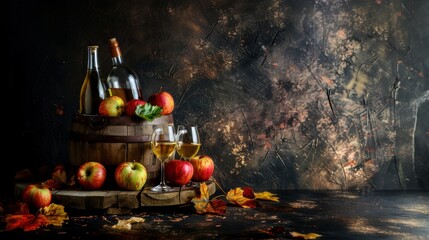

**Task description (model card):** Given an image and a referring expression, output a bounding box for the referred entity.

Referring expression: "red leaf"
[5,214,50,231]
[23,214,50,231]
[208,199,227,215]
[242,199,259,208]
[242,187,255,199]
[191,183,226,215]
[226,187,259,208]
[5,214,35,231]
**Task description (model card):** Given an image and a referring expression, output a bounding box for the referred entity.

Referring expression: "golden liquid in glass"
[151,141,176,161]
[177,143,201,159]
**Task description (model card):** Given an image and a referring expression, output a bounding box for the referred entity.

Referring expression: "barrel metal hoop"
[69,132,150,143]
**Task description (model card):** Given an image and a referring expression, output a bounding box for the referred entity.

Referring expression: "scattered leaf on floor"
[42,203,69,226]
[112,217,145,230]
[226,187,258,208]
[242,187,255,198]
[5,214,50,231]
[254,191,280,202]
[290,231,322,239]
[192,183,226,215]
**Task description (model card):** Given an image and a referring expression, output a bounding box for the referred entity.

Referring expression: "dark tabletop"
[1,190,428,240]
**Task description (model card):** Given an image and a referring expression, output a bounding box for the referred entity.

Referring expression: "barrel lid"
[72,113,174,126]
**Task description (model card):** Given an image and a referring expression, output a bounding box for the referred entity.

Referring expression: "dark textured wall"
[6,0,428,192]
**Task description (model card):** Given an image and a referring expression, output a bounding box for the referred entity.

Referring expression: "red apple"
[165,160,194,186]
[147,89,175,115]
[190,155,214,182]
[115,161,147,190]
[125,99,146,117]
[22,183,52,209]
[99,95,125,117]
[76,161,106,190]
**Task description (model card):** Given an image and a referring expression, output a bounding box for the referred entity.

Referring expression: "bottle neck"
[111,55,123,66]
[87,46,100,70]
[109,40,124,66]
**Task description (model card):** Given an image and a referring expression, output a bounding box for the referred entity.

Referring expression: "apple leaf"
[135,103,162,121]
[290,231,322,239]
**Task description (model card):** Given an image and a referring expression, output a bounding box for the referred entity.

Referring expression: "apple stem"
[159,86,163,93]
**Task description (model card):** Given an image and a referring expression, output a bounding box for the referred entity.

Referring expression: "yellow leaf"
[42,203,69,227]
[112,217,145,230]
[191,183,226,215]
[226,187,256,208]
[191,183,210,214]
[290,231,322,239]
[254,191,280,202]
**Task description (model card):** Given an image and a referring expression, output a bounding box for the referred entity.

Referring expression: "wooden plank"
[140,181,216,206]
[54,190,89,209]
[118,191,140,209]
[53,190,139,209]
[14,180,216,209]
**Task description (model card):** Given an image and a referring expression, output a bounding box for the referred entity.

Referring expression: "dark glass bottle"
[79,46,106,115]
[106,38,143,104]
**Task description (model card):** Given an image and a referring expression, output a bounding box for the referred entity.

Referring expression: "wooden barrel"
[68,113,174,186]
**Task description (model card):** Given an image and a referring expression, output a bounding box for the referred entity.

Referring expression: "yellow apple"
[98,96,124,117]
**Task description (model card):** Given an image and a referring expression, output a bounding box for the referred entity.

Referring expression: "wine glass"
[176,125,201,161]
[176,125,201,187]
[150,125,177,192]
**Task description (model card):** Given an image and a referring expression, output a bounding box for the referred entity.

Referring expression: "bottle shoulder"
[108,64,138,75]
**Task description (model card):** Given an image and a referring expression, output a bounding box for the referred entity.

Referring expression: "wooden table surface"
[1,190,428,239]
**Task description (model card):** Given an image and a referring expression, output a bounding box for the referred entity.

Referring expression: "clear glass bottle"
[79,46,106,115]
[106,38,143,104]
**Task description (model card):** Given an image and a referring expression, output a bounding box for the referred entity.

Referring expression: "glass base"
[150,184,175,192]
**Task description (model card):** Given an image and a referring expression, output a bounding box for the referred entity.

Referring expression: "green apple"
[114,161,147,190]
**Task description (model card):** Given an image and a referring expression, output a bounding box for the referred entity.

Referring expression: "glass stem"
[160,161,166,186]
